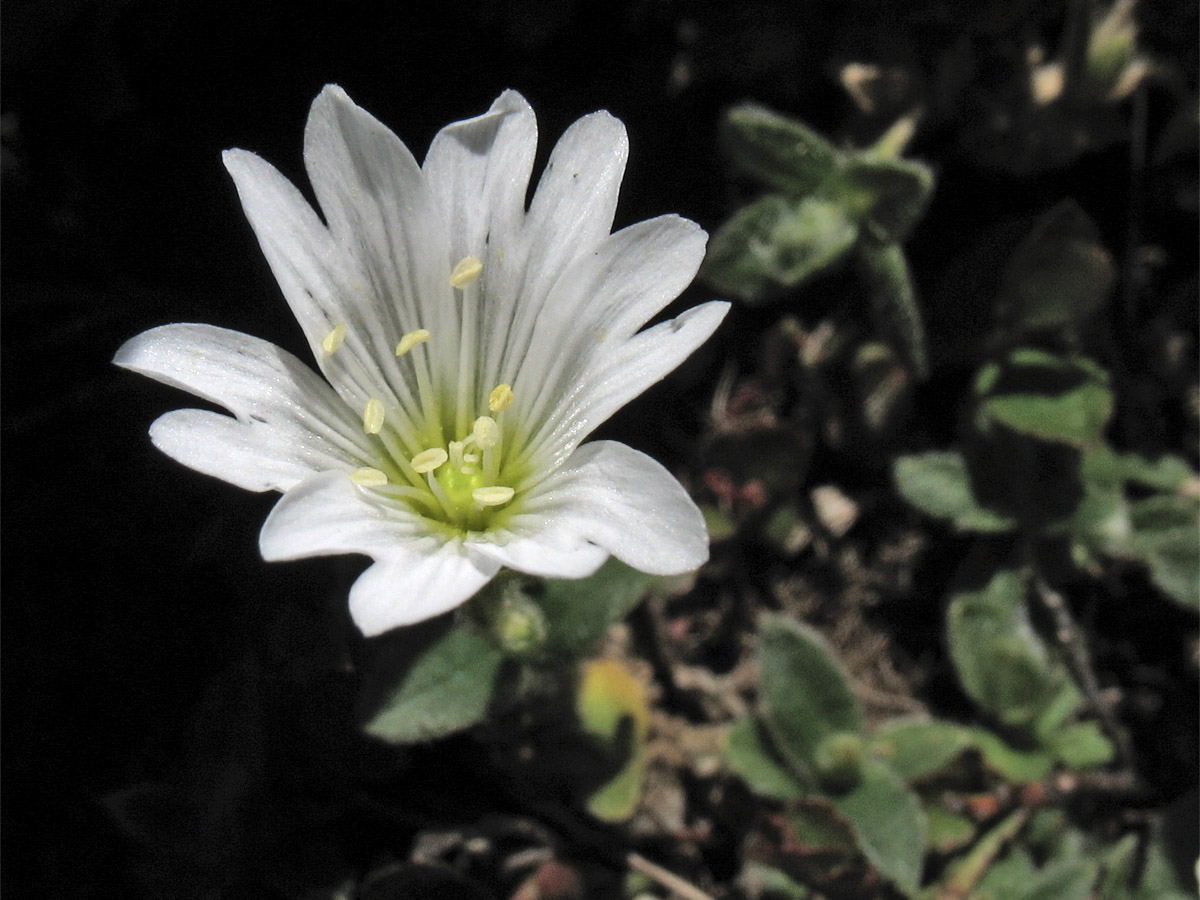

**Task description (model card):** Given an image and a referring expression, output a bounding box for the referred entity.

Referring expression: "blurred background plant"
[4,0,1196,897]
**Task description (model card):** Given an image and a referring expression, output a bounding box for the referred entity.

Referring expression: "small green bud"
[491,593,549,656]
[814,731,865,793]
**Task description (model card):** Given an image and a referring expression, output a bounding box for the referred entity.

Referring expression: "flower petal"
[114,323,373,489]
[303,86,458,385]
[221,148,348,365]
[259,471,500,635]
[501,111,629,381]
[421,90,539,414]
[149,409,346,492]
[511,215,707,442]
[519,300,730,469]
[525,441,710,575]
[422,90,536,266]
[469,529,609,579]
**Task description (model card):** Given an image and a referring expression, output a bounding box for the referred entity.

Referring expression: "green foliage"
[975,350,1113,448]
[831,759,926,895]
[731,614,927,895]
[869,718,975,782]
[859,241,929,378]
[758,615,862,781]
[893,451,1018,533]
[575,659,650,822]
[996,200,1116,334]
[726,716,806,801]
[703,102,933,378]
[705,195,858,301]
[364,625,504,744]
[365,560,656,746]
[721,103,839,196]
[530,558,655,657]
[946,568,1078,734]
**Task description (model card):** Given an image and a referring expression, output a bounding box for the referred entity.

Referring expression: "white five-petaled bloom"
[114,86,729,636]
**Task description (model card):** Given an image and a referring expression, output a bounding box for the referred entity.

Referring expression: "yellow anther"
[449,256,483,288]
[321,322,348,354]
[472,415,500,449]
[350,467,389,487]
[362,398,386,435]
[395,328,431,356]
[489,383,514,413]
[473,486,515,507]
[411,447,449,474]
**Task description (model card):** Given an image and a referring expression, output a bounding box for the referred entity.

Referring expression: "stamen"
[362,398,386,435]
[449,256,483,288]
[395,328,431,356]
[321,322,348,354]
[489,384,514,413]
[411,447,449,474]
[448,440,466,470]
[472,415,500,449]
[350,467,389,487]
[473,486,515,507]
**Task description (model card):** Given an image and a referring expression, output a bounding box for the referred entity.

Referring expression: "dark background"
[4,1,1196,897]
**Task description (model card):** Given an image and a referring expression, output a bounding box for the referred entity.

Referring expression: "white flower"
[115,86,728,636]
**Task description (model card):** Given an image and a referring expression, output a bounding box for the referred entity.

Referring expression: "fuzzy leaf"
[726,716,808,801]
[703,195,858,301]
[759,615,862,778]
[1127,496,1200,609]
[1118,453,1198,493]
[577,659,650,822]
[723,102,840,196]
[924,802,976,854]
[532,559,653,657]
[869,718,975,782]
[1047,721,1115,769]
[997,200,1116,333]
[858,242,930,379]
[832,759,926,896]
[364,625,503,743]
[968,727,1055,782]
[840,156,935,244]
[977,351,1113,448]
[946,568,1080,735]
[893,451,1018,533]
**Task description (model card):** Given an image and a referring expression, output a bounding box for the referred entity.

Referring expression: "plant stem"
[627,852,715,900]
[1030,574,1134,768]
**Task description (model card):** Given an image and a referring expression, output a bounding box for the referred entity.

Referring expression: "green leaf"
[979,856,1098,900]
[946,568,1081,734]
[577,659,650,822]
[703,195,858,301]
[840,156,935,244]
[858,242,930,379]
[1127,495,1200,609]
[977,351,1113,448]
[1047,721,1115,769]
[726,716,807,801]
[893,451,1018,533]
[923,802,976,854]
[722,102,840,196]
[759,615,862,778]
[869,718,975,782]
[968,727,1055,782]
[831,758,926,895]
[997,199,1116,333]
[532,558,653,657]
[364,625,503,743]
[1118,453,1198,493]
[741,863,812,900]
